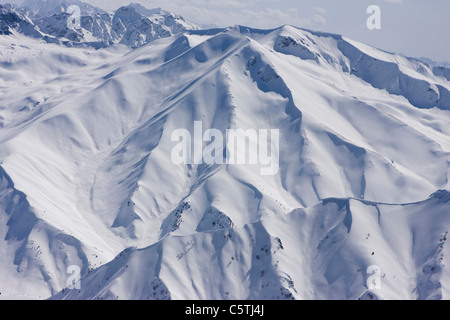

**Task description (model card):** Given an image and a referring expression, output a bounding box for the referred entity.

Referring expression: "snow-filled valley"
[0,1,450,300]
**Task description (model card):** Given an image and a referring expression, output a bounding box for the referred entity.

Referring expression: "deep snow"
[0,15,449,300]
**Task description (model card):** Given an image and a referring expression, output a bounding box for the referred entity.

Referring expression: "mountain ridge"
[0,3,449,300]
[0,0,200,48]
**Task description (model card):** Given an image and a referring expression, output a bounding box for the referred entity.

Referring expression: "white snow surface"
[0,23,449,300]
[1,2,199,49]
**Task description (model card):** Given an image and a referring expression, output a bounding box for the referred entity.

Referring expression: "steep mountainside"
[0,17,449,299]
[1,1,199,48]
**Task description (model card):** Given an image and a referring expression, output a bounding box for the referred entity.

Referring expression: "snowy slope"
[1,1,199,48]
[0,23,449,300]
[0,4,42,38]
[20,0,105,17]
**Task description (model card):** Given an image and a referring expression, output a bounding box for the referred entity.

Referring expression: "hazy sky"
[4,0,450,62]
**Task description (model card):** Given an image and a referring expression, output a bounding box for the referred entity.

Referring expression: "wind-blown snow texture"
[0,2,450,300]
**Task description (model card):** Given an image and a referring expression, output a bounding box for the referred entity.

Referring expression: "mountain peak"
[0,3,41,36]
[127,2,170,17]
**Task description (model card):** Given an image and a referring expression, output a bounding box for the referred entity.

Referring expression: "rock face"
[20,0,105,18]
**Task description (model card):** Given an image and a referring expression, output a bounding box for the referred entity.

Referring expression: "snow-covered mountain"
[0,1,199,48]
[20,0,105,17]
[0,3,42,37]
[0,6,450,300]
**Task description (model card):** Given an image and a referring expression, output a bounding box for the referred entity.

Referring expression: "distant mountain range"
[0,0,450,300]
[0,1,199,48]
